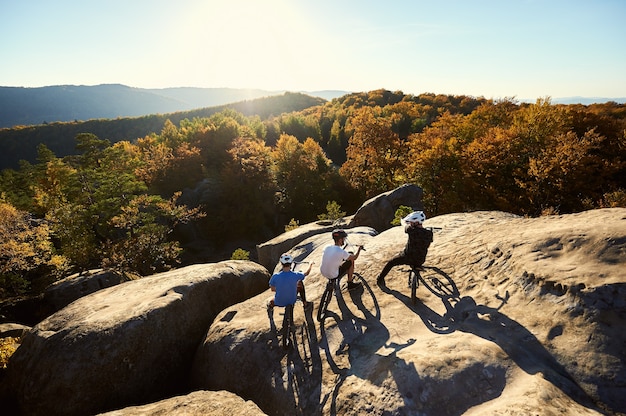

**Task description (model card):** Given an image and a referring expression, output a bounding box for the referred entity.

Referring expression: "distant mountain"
[519,96,626,105]
[551,96,626,105]
[0,84,349,129]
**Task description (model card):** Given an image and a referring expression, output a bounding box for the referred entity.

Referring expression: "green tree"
[103,193,205,275]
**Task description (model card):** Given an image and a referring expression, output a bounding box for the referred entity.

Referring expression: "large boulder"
[96,390,265,416]
[191,209,626,415]
[43,268,132,312]
[4,261,270,416]
[256,218,352,272]
[349,183,424,232]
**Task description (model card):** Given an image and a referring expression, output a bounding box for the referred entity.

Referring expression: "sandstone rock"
[256,217,353,272]
[0,323,30,338]
[96,390,265,415]
[5,261,270,416]
[44,268,132,311]
[349,183,424,232]
[191,209,626,415]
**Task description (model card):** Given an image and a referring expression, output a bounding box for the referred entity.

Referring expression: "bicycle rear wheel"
[281,304,294,349]
[317,281,334,322]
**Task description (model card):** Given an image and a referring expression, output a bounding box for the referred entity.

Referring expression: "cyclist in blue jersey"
[268,253,313,311]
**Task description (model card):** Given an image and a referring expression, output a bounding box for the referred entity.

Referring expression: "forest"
[1,89,625,302]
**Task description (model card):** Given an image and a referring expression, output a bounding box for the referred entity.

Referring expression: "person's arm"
[347,245,363,261]
[303,262,314,276]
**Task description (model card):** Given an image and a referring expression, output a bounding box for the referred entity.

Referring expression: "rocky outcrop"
[96,390,265,416]
[0,323,30,338]
[192,209,626,415]
[257,183,423,271]
[3,209,626,416]
[4,261,270,416]
[349,183,423,232]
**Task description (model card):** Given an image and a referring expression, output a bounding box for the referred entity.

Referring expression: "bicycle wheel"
[410,269,418,305]
[281,304,294,349]
[419,267,459,298]
[317,281,333,322]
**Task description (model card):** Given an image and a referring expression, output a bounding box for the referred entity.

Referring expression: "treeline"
[1,89,625,300]
[0,92,325,171]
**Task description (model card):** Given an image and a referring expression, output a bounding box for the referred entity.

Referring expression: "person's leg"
[346,260,355,282]
[338,260,359,289]
[297,280,306,302]
[377,254,408,284]
[297,280,312,310]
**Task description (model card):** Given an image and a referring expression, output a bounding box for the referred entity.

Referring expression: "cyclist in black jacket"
[377,211,433,286]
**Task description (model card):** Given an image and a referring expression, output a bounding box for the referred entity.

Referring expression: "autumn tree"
[405,113,466,214]
[217,137,276,239]
[341,107,408,198]
[272,134,341,223]
[0,202,68,296]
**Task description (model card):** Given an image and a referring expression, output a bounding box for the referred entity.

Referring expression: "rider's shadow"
[318,278,383,373]
[319,280,429,414]
[267,304,324,415]
[379,283,456,334]
[445,296,599,411]
[383,283,599,412]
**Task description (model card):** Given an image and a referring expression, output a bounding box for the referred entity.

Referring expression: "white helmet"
[403,211,426,225]
[279,253,294,265]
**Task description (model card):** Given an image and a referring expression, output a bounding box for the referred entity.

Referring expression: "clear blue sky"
[1,0,625,100]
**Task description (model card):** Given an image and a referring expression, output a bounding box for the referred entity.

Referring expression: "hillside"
[0,92,326,171]
[0,84,348,129]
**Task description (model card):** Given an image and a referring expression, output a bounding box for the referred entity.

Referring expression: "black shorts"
[338,260,352,277]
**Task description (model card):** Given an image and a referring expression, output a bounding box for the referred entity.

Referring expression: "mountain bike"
[407,265,458,305]
[281,303,295,349]
[317,243,365,322]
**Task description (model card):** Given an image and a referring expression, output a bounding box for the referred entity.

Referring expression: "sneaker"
[347,281,361,291]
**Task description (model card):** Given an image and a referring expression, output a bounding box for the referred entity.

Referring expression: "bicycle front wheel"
[410,270,418,305]
[419,267,459,298]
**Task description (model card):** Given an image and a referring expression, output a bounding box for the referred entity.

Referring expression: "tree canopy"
[1,90,625,300]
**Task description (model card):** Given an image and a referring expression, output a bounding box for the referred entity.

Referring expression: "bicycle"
[317,243,365,322]
[407,265,458,305]
[281,303,295,349]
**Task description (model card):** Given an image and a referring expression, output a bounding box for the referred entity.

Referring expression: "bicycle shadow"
[322,281,504,414]
[318,278,433,414]
[267,303,325,415]
[382,274,600,412]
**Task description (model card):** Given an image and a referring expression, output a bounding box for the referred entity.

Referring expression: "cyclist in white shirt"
[320,229,363,290]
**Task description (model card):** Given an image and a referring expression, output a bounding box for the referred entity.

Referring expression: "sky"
[1,0,625,101]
